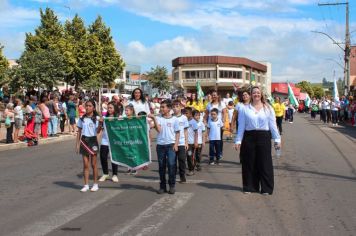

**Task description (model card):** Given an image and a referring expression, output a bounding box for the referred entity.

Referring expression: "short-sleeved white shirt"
[77,116,99,137]
[156,116,177,145]
[187,118,197,144]
[174,115,189,146]
[14,106,24,120]
[195,120,206,144]
[129,100,151,115]
[207,118,223,141]
[206,102,226,121]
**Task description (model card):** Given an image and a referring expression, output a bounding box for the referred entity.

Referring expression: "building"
[172,56,271,95]
[271,83,300,100]
[349,46,356,94]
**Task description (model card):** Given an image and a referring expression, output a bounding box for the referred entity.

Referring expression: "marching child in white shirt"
[172,100,189,183]
[185,107,196,176]
[192,109,206,171]
[150,100,179,194]
[207,108,224,165]
[76,100,102,192]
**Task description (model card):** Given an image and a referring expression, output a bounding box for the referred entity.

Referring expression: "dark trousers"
[311,110,317,119]
[326,109,331,123]
[176,146,186,180]
[209,140,222,161]
[99,145,118,175]
[276,116,283,134]
[285,110,289,121]
[288,108,294,122]
[220,128,224,155]
[187,144,203,171]
[6,122,14,143]
[240,131,274,194]
[331,110,338,124]
[321,109,327,123]
[157,144,176,190]
[59,114,66,133]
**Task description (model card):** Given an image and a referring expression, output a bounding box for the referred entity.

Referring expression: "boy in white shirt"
[173,100,189,183]
[185,107,196,176]
[150,100,179,194]
[207,108,224,165]
[192,109,206,171]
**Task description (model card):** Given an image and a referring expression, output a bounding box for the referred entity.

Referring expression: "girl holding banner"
[99,101,119,183]
[76,100,102,192]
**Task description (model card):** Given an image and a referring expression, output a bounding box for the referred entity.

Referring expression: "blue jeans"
[48,115,58,135]
[156,144,177,189]
[209,140,222,161]
[331,110,338,124]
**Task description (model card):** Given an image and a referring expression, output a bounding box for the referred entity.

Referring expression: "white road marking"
[106,192,193,236]
[9,190,123,236]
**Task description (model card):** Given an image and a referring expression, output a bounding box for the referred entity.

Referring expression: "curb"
[0,134,76,152]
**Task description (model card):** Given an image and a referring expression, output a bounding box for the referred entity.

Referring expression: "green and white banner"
[104,116,151,169]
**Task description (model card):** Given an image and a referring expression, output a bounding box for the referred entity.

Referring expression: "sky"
[1,0,356,83]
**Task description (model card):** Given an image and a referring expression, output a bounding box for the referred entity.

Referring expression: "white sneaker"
[80,185,89,192]
[98,174,109,182]
[91,184,99,192]
[112,175,119,182]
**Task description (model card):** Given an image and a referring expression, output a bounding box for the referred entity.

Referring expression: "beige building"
[172,56,271,95]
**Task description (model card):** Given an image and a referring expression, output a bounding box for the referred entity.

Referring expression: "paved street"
[0,114,356,236]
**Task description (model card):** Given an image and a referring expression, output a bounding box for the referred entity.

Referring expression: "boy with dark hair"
[150,99,179,194]
[172,99,189,183]
[207,108,224,165]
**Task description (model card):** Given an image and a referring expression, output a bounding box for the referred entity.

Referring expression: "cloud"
[0,0,39,28]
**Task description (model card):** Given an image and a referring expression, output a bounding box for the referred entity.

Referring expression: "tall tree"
[87,16,125,89]
[147,66,170,91]
[16,50,66,89]
[312,85,325,98]
[0,44,9,85]
[296,81,314,97]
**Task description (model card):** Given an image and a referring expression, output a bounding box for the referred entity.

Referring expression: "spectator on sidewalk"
[39,96,50,138]
[58,95,67,134]
[47,95,59,137]
[14,99,24,143]
[67,95,77,135]
[0,98,5,129]
[4,103,15,144]
[24,99,35,132]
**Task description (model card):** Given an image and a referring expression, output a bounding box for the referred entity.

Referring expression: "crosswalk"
[7,185,195,236]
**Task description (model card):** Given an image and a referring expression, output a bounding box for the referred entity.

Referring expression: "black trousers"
[6,122,14,143]
[240,130,274,194]
[187,144,203,171]
[59,114,66,133]
[99,145,118,175]
[176,146,186,180]
[326,109,331,123]
[276,116,283,134]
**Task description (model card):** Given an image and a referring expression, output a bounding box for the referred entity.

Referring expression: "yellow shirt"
[272,103,285,117]
[187,101,204,112]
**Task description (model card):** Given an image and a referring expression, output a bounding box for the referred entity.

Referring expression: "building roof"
[172,56,267,72]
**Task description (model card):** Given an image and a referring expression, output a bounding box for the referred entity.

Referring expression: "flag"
[287,83,298,106]
[196,81,204,101]
[104,116,151,170]
[333,76,339,102]
[305,93,311,107]
[250,73,256,86]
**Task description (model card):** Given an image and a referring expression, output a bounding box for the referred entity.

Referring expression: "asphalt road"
[0,114,355,236]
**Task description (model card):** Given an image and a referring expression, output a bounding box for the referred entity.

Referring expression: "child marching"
[76,100,102,192]
[150,100,179,194]
[207,108,224,165]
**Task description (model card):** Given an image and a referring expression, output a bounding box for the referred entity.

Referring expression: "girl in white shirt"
[76,100,102,192]
[234,86,281,195]
[98,101,119,183]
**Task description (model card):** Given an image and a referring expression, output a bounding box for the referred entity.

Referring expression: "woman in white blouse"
[234,86,281,195]
[129,88,151,116]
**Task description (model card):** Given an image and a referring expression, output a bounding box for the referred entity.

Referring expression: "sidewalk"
[0,125,76,152]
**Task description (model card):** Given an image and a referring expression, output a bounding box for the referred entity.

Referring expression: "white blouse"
[235,104,281,144]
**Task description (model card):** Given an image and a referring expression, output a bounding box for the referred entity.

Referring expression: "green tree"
[87,16,125,89]
[0,44,9,85]
[147,66,170,91]
[312,85,325,98]
[16,50,66,89]
[296,81,314,97]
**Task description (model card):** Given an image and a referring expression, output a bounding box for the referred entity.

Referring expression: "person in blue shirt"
[234,86,281,195]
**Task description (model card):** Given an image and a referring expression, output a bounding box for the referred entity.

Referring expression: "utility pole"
[318,0,350,95]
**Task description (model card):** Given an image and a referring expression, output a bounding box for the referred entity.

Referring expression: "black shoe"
[179,178,187,184]
[215,160,220,165]
[196,166,202,171]
[157,188,167,194]
[168,187,176,194]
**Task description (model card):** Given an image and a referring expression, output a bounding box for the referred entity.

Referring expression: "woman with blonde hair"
[234,86,281,195]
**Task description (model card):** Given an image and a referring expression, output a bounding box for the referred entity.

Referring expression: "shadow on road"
[274,165,356,182]
[53,181,82,189]
[197,182,243,191]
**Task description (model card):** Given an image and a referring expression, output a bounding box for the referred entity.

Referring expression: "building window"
[245,72,249,80]
[219,70,242,79]
[183,70,216,79]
